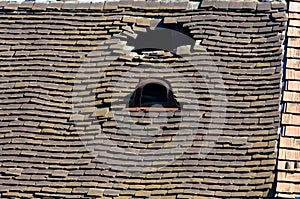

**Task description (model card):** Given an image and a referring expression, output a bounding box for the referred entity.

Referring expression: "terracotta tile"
[289,12,300,19]
[290,115,300,125]
[280,137,294,148]
[288,80,300,91]
[289,1,300,13]
[284,126,300,137]
[290,19,300,27]
[277,161,287,170]
[288,37,300,48]
[294,138,300,149]
[291,183,300,194]
[277,172,287,183]
[276,182,293,193]
[287,48,300,58]
[286,69,295,80]
[283,148,300,161]
[286,103,300,114]
[277,193,297,198]
[283,90,300,102]
[287,59,300,69]
[286,172,300,183]
[282,113,292,125]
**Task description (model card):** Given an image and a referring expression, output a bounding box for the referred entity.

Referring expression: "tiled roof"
[277,0,300,198]
[0,0,286,198]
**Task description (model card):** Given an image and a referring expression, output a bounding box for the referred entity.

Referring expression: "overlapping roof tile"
[277,0,300,198]
[0,0,286,198]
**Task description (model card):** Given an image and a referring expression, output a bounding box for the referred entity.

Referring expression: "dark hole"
[141,83,168,106]
[127,24,194,53]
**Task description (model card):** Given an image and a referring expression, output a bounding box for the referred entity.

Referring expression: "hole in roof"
[141,83,168,106]
[128,78,180,112]
[127,23,194,53]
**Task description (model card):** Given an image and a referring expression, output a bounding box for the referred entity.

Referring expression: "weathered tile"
[0,1,287,198]
[256,2,271,11]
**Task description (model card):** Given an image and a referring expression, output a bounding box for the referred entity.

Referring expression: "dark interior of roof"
[127,23,194,53]
[141,83,168,106]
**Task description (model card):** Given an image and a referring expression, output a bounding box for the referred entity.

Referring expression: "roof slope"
[277,0,300,198]
[0,1,286,198]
